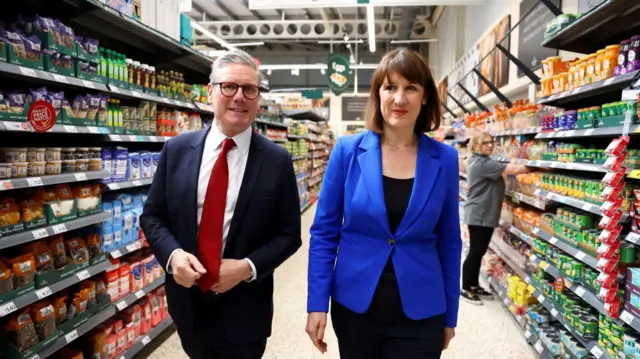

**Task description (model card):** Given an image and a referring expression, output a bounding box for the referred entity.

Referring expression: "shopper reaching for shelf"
[461,131,532,305]
[306,48,462,358]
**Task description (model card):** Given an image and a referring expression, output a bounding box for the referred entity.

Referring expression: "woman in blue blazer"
[305,48,462,358]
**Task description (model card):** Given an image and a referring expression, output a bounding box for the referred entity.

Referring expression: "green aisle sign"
[327,54,351,96]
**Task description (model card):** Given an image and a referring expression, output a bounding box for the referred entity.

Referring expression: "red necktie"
[197,138,236,292]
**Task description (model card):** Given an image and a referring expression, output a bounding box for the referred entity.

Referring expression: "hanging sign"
[27,101,56,132]
[327,54,350,96]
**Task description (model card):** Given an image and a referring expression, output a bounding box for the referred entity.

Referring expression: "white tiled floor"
[139,204,537,359]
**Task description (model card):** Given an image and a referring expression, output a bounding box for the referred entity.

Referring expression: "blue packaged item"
[101,148,113,183]
[141,152,151,179]
[127,152,141,180]
[151,152,160,177]
[112,147,128,181]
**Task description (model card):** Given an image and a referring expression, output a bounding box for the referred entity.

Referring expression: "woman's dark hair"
[364,48,442,134]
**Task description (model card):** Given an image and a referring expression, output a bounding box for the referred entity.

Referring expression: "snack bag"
[8,254,36,289]
[0,259,14,294]
[81,280,97,308]
[47,235,69,268]
[65,237,90,265]
[4,308,40,351]
[53,293,68,324]
[30,301,56,340]
[23,241,54,273]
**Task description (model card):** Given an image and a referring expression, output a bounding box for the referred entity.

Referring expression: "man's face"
[208,63,260,136]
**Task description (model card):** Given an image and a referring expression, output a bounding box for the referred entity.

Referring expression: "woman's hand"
[305,312,328,353]
[443,327,455,349]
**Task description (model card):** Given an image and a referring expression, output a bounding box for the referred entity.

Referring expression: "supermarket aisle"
[140,204,536,359]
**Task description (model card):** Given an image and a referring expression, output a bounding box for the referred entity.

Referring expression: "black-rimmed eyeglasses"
[214,82,264,100]
[481,140,495,145]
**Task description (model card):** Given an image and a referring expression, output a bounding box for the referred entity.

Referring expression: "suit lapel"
[395,135,440,236]
[225,132,265,252]
[187,128,211,248]
[357,132,391,234]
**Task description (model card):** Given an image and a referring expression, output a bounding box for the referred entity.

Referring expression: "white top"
[166,122,257,281]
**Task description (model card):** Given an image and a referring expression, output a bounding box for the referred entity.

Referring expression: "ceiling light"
[227,41,265,47]
[390,39,438,44]
[317,40,364,44]
[267,69,272,75]
[343,34,349,42]
[367,6,375,53]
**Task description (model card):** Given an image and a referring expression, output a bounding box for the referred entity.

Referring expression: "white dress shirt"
[166,122,257,281]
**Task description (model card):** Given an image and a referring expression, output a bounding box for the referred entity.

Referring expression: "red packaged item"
[634,188,640,201]
[155,286,168,319]
[105,264,121,301]
[602,170,626,188]
[119,263,131,298]
[598,226,622,245]
[148,294,162,327]
[122,305,142,339]
[597,242,620,259]
[599,211,623,230]
[604,298,621,319]
[139,299,152,335]
[601,184,624,203]
[130,261,144,292]
[601,197,623,217]
[603,152,628,172]
[106,334,117,359]
[597,271,619,289]
[126,323,136,348]
[604,136,629,156]
[599,286,619,303]
[596,257,619,274]
[116,326,128,355]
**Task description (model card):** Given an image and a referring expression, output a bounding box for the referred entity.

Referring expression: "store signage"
[301,89,324,99]
[327,54,351,96]
[341,96,368,121]
[517,0,560,78]
[248,0,484,9]
[27,101,56,132]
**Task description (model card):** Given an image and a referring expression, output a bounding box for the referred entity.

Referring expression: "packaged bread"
[4,308,40,352]
[8,254,36,289]
[65,237,90,265]
[47,235,69,268]
[0,259,14,294]
[30,301,56,340]
[23,241,54,273]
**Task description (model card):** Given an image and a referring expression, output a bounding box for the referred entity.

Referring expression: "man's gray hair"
[209,49,260,84]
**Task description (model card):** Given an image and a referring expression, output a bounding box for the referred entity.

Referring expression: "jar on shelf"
[45,148,61,161]
[150,66,156,89]
[126,58,134,84]
[75,159,89,172]
[62,160,76,174]
[133,61,142,86]
[61,148,76,160]
[89,147,101,159]
[75,148,89,160]
[12,162,27,178]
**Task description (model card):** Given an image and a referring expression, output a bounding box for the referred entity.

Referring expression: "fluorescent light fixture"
[367,5,375,53]
[228,41,265,47]
[191,21,234,50]
[317,40,364,44]
[259,64,378,70]
[390,39,438,44]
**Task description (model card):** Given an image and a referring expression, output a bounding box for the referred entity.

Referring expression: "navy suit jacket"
[307,130,462,328]
[140,126,302,351]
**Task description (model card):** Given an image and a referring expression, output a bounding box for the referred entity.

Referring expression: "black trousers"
[331,266,446,359]
[462,225,495,291]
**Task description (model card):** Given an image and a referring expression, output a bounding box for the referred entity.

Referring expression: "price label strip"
[64,125,79,133]
[52,74,68,83]
[35,287,53,299]
[551,308,558,317]
[575,286,586,297]
[534,341,544,354]
[73,173,88,181]
[32,228,49,239]
[19,66,37,78]
[65,330,79,343]
[52,223,68,234]
[590,345,604,359]
[26,177,44,187]
[620,310,635,325]
[135,290,145,299]
[111,250,122,259]
[76,270,90,280]
[82,80,96,89]
[141,336,151,345]
[116,300,128,311]
[575,251,586,260]
[0,301,18,317]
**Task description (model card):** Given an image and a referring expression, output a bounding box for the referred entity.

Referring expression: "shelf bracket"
[447,91,471,114]
[441,103,457,118]
[456,83,489,112]
[539,0,563,16]
[472,68,513,108]
[496,44,541,85]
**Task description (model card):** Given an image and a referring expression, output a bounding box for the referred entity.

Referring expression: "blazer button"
[388,238,395,246]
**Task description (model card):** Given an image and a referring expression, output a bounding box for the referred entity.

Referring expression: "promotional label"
[27,101,56,132]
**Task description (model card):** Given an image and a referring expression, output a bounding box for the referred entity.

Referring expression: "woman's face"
[379,72,426,132]
[478,136,495,155]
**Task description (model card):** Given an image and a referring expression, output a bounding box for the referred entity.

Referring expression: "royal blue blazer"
[307,130,462,328]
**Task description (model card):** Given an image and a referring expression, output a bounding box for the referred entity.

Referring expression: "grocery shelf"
[0,260,111,318]
[114,277,166,311]
[535,126,638,139]
[541,1,640,54]
[0,170,109,192]
[107,134,170,143]
[490,127,543,137]
[105,178,154,191]
[282,110,326,122]
[492,157,609,174]
[109,240,145,259]
[536,70,640,108]
[530,226,598,270]
[255,119,287,129]
[288,134,310,140]
[488,241,529,280]
[0,211,111,250]
[529,255,625,327]
[36,306,117,359]
[530,285,612,359]
[533,189,604,217]
[512,192,546,210]
[117,317,174,359]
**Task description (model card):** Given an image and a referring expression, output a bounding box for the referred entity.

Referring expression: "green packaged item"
[621,244,636,265]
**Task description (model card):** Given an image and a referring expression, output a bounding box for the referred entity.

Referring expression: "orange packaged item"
[69,289,89,319]
[65,237,90,265]
[603,44,621,79]
[95,276,109,303]
[0,259,14,294]
[595,49,606,82]
[0,197,21,229]
[30,301,56,340]
[125,323,136,348]
[559,73,569,92]
[8,253,36,289]
[106,262,121,301]
[123,304,143,338]
[585,54,596,84]
[578,59,587,86]
[119,262,131,297]
[86,329,108,359]
[20,197,45,227]
[130,260,144,292]
[4,308,40,352]
[116,325,128,355]
[86,232,102,260]
[106,333,117,359]
[148,293,162,327]
[139,298,152,335]
[74,184,101,215]
[81,280,97,308]
[23,241,54,273]
[53,293,68,324]
[57,347,84,359]
[47,235,68,268]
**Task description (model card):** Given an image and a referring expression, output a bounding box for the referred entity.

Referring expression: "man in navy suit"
[140,49,302,359]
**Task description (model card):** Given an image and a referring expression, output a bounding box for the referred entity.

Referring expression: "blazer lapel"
[225,132,265,252]
[357,131,391,235]
[395,135,440,236]
[187,127,211,247]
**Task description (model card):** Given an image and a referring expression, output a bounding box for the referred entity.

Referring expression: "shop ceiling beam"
[456,83,489,112]
[472,68,513,108]
[447,91,471,114]
[441,103,457,118]
[238,0,275,50]
[496,44,541,85]
[214,1,239,20]
[194,20,408,40]
[539,0,563,16]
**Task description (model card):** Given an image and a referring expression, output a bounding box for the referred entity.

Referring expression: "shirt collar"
[209,121,253,155]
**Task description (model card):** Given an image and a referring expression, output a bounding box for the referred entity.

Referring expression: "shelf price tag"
[131,91,143,98]
[149,136,159,142]
[590,345,603,358]
[31,228,49,239]
[108,183,120,190]
[627,233,640,244]
[111,86,120,93]
[537,294,545,303]
[26,177,43,187]
[82,80,96,89]
[525,331,531,339]
[52,74,68,84]
[76,270,90,280]
[551,308,559,317]
[52,224,67,234]
[73,173,88,181]
[65,330,79,343]
[116,300,128,311]
[126,242,140,252]
[582,203,593,211]
[572,87,583,95]
[621,311,635,325]
[575,251,586,260]
[111,250,122,259]
[584,129,595,136]
[87,126,99,134]
[35,287,52,299]
[19,66,37,78]
[534,341,544,354]
[603,78,616,87]
[135,290,145,299]
[525,276,531,284]
[4,121,27,131]
[575,286,586,297]
[549,237,558,245]
[132,180,142,186]
[532,227,540,235]
[64,125,78,133]
[0,302,18,317]
[141,336,151,345]
[111,135,122,141]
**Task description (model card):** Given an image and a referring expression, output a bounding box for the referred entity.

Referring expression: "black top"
[382,175,414,273]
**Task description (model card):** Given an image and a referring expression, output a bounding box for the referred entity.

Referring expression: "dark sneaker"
[471,287,494,299]
[461,290,483,305]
